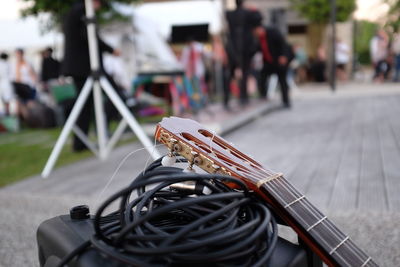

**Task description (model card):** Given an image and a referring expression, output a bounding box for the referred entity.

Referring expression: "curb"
[141,100,281,137]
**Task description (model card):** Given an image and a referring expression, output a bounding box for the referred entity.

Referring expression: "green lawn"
[0,127,94,187]
[0,105,168,187]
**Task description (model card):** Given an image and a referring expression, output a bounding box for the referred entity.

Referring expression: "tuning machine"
[161,138,179,167]
[184,151,201,172]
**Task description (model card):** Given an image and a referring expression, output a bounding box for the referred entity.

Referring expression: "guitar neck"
[156,117,378,267]
[258,174,378,267]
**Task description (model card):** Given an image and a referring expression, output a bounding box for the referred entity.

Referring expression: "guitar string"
[201,142,369,265]
[94,144,164,209]
[192,137,338,247]
[167,134,370,265]
[201,146,328,227]
[208,130,216,156]
[238,167,369,266]
[232,161,361,254]
[259,171,371,264]
[142,126,162,175]
[201,142,326,226]
[95,126,163,209]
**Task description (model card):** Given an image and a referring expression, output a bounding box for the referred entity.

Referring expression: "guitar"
[155,117,378,267]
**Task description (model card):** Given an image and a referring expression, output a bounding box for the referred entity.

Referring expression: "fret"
[262,179,325,229]
[284,195,306,208]
[360,257,371,267]
[256,172,283,188]
[329,236,349,255]
[306,216,327,232]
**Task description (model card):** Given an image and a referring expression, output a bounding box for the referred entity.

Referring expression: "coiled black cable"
[58,156,278,267]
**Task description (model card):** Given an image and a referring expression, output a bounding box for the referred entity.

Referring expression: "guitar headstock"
[156,117,276,186]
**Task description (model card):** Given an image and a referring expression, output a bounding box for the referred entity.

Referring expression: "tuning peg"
[183,151,195,172]
[162,138,180,167]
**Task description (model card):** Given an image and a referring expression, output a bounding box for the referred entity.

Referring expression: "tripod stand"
[42,0,160,178]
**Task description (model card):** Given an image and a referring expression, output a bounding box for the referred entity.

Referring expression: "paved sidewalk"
[1,82,400,266]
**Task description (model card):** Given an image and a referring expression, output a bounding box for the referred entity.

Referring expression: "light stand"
[41,0,160,178]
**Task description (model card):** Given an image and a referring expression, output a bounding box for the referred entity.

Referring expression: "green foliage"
[289,0,356,23]
[20,0,140,30]
[355,20,379,65]
[385,0,400,33]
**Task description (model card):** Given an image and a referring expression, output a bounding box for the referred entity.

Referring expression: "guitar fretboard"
[258,174,378,267]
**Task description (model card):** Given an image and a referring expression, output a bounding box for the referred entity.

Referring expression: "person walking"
[225,0,260,106]
[253,18,292,108]
[370,29,389,83]
[211,35,231,110]
[61,0,120,152]
[180,37,208,111]
[335,38,350,81]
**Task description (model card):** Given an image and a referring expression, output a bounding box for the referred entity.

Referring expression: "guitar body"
[156,117,378,267]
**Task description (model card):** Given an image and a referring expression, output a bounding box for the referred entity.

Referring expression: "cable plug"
[161,153,176,167]
[169,181,211,195]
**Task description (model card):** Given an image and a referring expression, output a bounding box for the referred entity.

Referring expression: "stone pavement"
[1,82,400,266]
[228,83,400,266]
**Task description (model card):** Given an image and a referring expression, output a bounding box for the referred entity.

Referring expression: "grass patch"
[0,125,144,187]
[0,106,168,187]
[0,128,94,187]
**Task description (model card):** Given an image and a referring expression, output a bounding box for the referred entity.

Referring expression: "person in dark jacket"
[61,0,120,151]
[40,47,60,91]
[225,0,260,106]
[41,47,60,82]
[253,20,292,108]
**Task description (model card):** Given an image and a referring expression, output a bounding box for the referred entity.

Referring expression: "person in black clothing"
[40,47,60,91]
[61,0,120,151]
[253,20,292,108]
[225,0,259,106]
[41,47,60,82]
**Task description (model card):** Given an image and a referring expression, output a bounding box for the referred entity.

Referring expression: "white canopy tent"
[0,16,62,51]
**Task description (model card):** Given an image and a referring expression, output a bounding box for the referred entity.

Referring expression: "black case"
[37,213,310,267]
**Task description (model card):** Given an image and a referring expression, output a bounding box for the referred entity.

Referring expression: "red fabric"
[188,45,197,78]
[259,31,273,63]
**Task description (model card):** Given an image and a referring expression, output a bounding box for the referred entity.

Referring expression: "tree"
[20,0,140,30]
[385,0,400,33]
[289,0,356,57]
[289,0,356,24]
